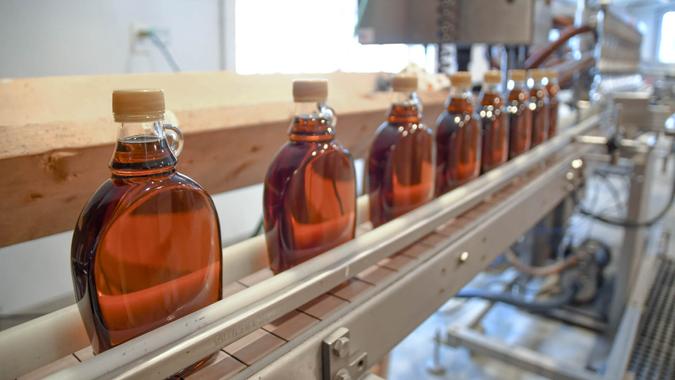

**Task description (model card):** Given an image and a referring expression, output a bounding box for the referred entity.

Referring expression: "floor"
[388,147,675,380]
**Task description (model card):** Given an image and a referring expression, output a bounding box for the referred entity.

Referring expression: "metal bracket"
[322,327,368,380]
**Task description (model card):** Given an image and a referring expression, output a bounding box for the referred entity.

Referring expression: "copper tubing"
[525,24,595,69]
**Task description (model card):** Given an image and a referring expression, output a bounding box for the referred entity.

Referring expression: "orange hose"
[525,24,595,69]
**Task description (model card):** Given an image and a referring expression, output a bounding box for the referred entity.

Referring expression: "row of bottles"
[70,70,559,372]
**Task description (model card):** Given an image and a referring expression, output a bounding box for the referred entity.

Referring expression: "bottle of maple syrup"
[70,90,222,372]
[506,69,532,159]
[545,70,560,139]
[263,79,356,273]
[435,71,481,196]
[368,74,433,227]
[529,69,550,147]
[479,70,509,173]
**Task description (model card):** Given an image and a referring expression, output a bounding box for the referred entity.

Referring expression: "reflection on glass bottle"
[368,74,433,227]
[70,90,222,373]
[263,79,356,273]
[435,71,481,196]
[529,69,550,147]
[545,70,560,139]
[479,71,509,173]
[506,70,532,159]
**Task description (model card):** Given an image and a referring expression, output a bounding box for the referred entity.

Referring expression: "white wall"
[0,0,224,78]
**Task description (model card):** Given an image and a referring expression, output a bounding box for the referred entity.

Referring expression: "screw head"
[334,368,351,380]
[571,158,584,170]
[332,336,350,358]
[458,251,469,263]
[566,171,575,181]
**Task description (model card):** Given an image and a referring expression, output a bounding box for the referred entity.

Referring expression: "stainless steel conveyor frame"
[0,107,604,380]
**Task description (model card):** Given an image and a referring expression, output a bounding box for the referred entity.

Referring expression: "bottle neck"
[388,91,422,124]
[110,119,177,177]
[481,83,501,96]
[288,101,336,142]
[480,83,502,108]
[117,119,165,140]
[447,86,473,112]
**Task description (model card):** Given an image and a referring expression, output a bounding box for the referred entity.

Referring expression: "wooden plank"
[0,72,447,247]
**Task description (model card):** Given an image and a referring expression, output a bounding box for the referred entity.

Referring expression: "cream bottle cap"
[392,74,418,92]
[450,72,472,88]
[112,89,165,122]
[293,79,328,102]
[484,70,502,84]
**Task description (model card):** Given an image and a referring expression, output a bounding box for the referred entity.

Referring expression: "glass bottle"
[263,79,356,274]
[479,70,509,173]
[545,70,560,139]
[506,69,532,159]
[529,69,550,147]
[368,74,433,228]
[435,71,481,196]
[70,90,223,371]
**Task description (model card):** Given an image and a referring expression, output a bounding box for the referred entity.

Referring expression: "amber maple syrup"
[435,71,481,196]
[479,71,509,173]
[368,75,433,227]
[545,70,560,139]
[529,69,550,147]
[506,70,532,159]
[71,90,222,374]
[263,80,356,273]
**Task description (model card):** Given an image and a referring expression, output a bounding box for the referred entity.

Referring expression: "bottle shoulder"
[371,122,431,154]
[79,173,212,222]
[436,109,478,131]
[375,121,431,136]
[267,140,353,178]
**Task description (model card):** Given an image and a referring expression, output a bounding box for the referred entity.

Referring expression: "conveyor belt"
[629,257,675,380]
[0,110,603,380]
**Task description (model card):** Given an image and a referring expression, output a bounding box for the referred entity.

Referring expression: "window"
[234,0,432,74]
[658,11,675,63]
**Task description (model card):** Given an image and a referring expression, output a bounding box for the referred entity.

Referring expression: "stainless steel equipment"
[356,0,551,45]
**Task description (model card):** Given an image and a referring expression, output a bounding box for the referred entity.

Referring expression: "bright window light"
[658,11,675,63]
[234,0,430,74]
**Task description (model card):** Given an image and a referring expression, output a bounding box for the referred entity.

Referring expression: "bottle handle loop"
[162,110,184,158]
